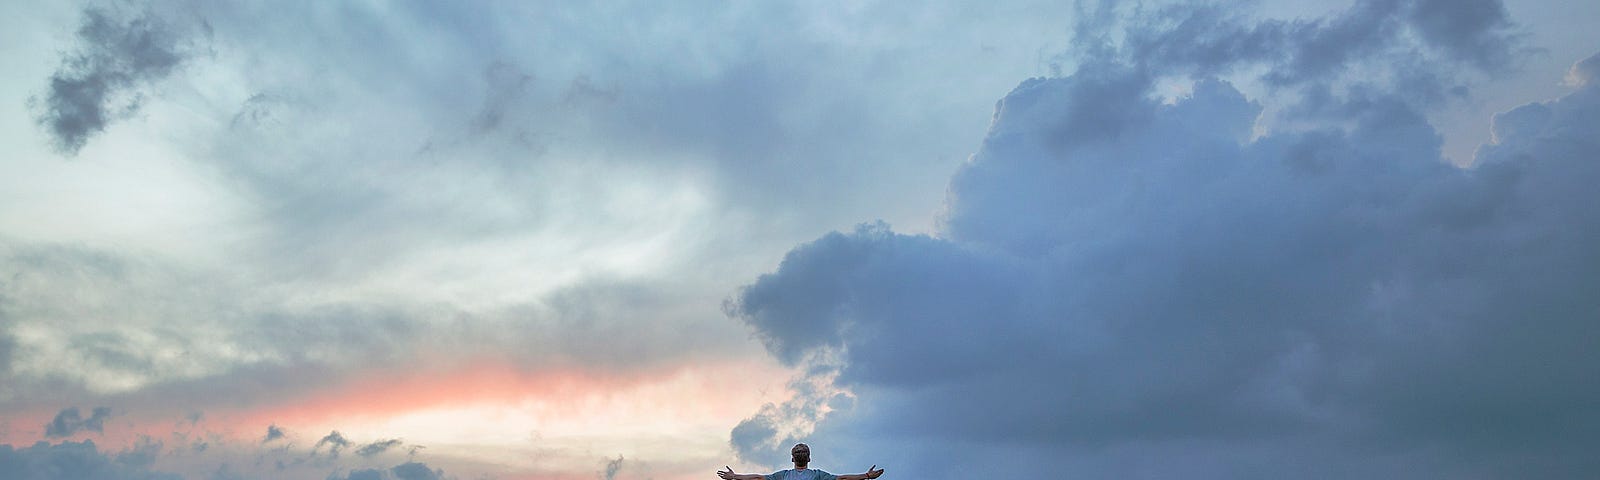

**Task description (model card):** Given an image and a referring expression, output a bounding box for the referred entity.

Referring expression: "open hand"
[866,465,884,479]
[718,466,737,480]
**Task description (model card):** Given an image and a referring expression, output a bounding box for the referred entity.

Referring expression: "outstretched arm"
[717,466,766,480]
[837,465,885,480]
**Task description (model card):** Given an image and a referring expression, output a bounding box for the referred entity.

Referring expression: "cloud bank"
[728,1,1600,478]
[0,441,181,480]
[0,436,450,480]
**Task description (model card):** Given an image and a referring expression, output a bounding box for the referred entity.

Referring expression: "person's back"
[765,467,837,480]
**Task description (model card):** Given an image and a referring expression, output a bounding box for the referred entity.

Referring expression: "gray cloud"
[314,431,351,458]
[727,2,1600,477]
[390,462,443,480]
[1404,0,1521,72]
[471,61,534,135]
[114,436,162,468]
[1115,0,1524,91]
[1569,52,1600,87]
[4,1,1084,416]
[32,5,202,155]
[0,237,748,424]
[602,455,624,480]
[326,462,446,480]
[0,319,14,379]
[45,406,113,438]
[262,424,285,444]
[345,469,383,480]
[0,440,182,480]
[354,439,403,458]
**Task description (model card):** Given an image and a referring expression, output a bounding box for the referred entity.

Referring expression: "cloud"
[31,5,203,155]
[0,321,14,378]
[114,436,162,468]
[389,462,443,480]
[354,439,403,458]
[45,406,113,438]
[470,61,534,135]
[345,469,383,480]
[601,455,625,480]
[313,431,352,458]
[0,440,182,480]
[1567,51,1600,87]
[1112,0,1524,93]
[727,2,1600,477]
[729,363,849,464]
[1,1,1095,420]
[262,424,285,443]
[326,462,446,480]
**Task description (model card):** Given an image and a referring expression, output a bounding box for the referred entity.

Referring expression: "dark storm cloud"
[45,406,113,438]
[727,2,1600,477]
[0,440,181,480]
[33,5,203,155]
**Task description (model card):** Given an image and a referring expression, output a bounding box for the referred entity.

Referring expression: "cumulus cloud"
[32,5,203,155]
[45,406,113,438]
[727,2,1600,477]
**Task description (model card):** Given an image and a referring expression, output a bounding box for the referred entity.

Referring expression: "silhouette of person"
[717,443,884,480]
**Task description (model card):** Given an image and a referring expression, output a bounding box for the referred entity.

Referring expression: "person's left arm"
[835,465,884,480]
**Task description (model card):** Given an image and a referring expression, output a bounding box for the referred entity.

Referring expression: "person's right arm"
[717,466,766,480]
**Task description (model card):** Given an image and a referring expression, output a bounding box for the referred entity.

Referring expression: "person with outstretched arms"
[717,443,884,480]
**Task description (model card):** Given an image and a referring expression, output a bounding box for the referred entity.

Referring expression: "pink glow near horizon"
[2,358,794,479]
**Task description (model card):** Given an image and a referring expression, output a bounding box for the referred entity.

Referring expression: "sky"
[2,0,1599,479]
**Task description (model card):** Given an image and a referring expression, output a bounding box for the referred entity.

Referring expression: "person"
[717,443,884,480]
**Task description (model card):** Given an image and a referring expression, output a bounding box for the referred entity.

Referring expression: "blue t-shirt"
[765,468,836,480]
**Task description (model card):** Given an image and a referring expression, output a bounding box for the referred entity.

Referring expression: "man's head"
[791,443,810,467]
